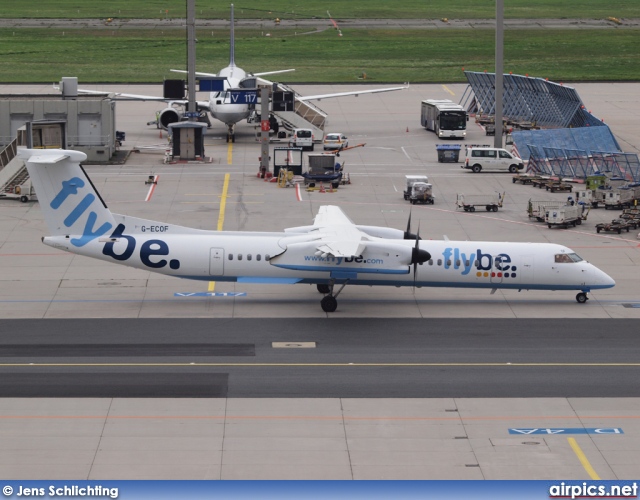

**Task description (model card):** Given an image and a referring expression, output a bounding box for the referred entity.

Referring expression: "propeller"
[410,222,431,288]
[404,211,422,240]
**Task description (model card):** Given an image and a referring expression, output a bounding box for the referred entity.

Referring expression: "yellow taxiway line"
[568,437,601,479]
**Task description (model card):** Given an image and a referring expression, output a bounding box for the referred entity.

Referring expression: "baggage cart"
[545,204,588,229]
[528,199,565,222]
[456,192,504,212]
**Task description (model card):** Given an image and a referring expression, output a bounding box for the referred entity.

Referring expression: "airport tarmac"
[0,83,639,480]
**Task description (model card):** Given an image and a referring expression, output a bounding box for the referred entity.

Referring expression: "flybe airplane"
[20,149,615,312]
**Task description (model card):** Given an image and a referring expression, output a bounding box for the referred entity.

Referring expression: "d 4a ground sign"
[509,428,623,435]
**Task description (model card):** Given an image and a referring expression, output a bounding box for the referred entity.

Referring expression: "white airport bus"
[421,99,467,139]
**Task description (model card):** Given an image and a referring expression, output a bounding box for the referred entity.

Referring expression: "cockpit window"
[555,252,583,263]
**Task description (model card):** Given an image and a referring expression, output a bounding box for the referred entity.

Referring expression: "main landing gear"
[316,281,348,313]
[576,292,589,304]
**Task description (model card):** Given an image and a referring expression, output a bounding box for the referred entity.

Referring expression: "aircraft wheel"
[226,134,230,143]
[321,295,338,313]
[20,196,28,203]
[576,292,588,304]
[317,284,331,294]
[231,134,236,143]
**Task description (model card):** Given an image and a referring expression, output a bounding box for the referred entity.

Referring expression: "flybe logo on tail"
[52,177,181,270]
[51,177,113,247]
[442,248,517,278]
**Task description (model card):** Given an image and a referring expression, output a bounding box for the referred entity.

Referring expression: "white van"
[291,128,314,151]
[463,147,524,173]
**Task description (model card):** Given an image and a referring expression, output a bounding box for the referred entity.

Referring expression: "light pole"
[494,0,504,148]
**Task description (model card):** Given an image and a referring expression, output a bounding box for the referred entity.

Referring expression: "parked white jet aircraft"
[21,149,615,312]
[70,4,407,143]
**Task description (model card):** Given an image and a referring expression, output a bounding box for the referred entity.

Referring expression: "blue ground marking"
[509,428,623,435]
[174,292,247,297]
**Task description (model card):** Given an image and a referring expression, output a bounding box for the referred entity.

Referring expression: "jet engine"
[157,107,182,130]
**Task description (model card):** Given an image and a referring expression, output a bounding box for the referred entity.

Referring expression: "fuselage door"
[520,254,534,285]
[209,247,224,276]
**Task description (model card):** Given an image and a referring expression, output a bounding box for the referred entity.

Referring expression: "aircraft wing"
[311,205,367,257]
[298,85,409,101]
[72,89,169,101]
[170,69,218,78]
[252,69,295,77]
[71,88,211,110]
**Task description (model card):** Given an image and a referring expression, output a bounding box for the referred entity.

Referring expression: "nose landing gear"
[576,292,589,303]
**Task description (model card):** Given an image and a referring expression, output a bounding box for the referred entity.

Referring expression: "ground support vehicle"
[545,181,573,193]
[596,219,634,234]
[409,182,434,205]
[456,193,504,212]
[512,174,542,185]
[531,178,550,189]
[528,199,565,222]
[421,99,467,139]
[463,147,524,173]
[619,208,640,227]
[603,186,640,210]
[302,153,342,189]
[0,176,37,203]
[545,205,588,229]
[403,175,429,200]
[575,188,606,208]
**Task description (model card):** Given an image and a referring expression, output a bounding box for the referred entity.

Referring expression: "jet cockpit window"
[555,253,583,263]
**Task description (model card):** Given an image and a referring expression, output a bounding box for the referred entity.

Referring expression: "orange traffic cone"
[319,184,326,193]
[159,130,163,139]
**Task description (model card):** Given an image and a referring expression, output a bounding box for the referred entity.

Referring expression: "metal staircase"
[269,83,327,138]
[0,139,35,202]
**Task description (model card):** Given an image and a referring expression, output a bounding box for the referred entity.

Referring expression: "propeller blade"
[404,210,421,240]
[413,222,420,290]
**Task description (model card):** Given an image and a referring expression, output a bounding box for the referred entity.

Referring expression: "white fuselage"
[208,65,251,126]
[42,230,615,293]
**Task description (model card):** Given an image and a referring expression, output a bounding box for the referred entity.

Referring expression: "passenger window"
[499,151,512,159]
[428,259,433,265]
[465,260,470,267]
[488,151,496,158]
[257,255,262,261]
[455,259,461,267]
[247,254,252,261]
[265,254,270,261]
[446,260,451,266]
[238,254,243,261]
[228,254,233,260]
[437,259,442,266]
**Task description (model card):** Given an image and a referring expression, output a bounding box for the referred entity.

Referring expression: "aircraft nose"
[593,266,616,289]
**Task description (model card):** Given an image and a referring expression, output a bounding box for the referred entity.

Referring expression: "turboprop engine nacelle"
[270,240,429,274]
